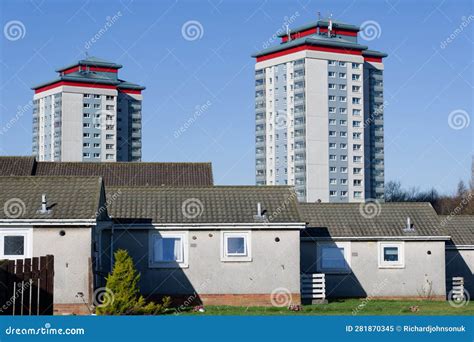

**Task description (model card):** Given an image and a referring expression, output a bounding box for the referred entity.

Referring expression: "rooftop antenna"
[286,24,291,41]
[328,13,333,37]
[317,11,321,35]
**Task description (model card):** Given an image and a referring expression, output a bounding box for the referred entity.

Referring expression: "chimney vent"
[254,202,267,222]
[403,217,415,232]
[38,194,50,214]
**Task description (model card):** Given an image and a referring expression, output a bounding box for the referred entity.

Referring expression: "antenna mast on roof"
[328,13,333,37]
[317,11,321,35]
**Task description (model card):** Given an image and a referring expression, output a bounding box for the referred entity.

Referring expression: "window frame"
[378,242,405,268]
[317,241,351,274]
[148,231,189,268]
[0,228,32,260]
[221,231,252,262]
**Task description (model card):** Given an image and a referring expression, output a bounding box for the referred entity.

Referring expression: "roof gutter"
[446,245,474,250]
[110,222,306,230]
[0,219,96,226]
[301,236,451,241]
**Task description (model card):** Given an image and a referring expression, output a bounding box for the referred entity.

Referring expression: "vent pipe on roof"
[40,194,48,214]
[317,11,321,35]
[254,202,267,222]
[404,217,415,232]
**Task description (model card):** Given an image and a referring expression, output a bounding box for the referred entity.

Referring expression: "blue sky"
[0,0,472,194]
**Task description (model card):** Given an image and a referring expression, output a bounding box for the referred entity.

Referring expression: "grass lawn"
[175,299,473,316]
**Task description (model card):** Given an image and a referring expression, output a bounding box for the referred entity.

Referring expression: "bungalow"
[0,176,108,314]
[299,202,450,301]
[441,215,474,297]
[98,185,305,306]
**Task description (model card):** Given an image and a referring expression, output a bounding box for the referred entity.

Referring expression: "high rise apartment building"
[32,57,145,162]
[253,19,387,202]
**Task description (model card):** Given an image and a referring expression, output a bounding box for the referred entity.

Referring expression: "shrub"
[96,249,170,315]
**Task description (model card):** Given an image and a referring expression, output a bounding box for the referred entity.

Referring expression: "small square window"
[317,242,351,273]
[149,232,188,268]
[378,242,404,268]
[4,236,24,256]
[0,230,30,259]
[221,231,251,262]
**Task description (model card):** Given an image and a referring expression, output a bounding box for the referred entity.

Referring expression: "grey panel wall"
[100,228,301,296]
[301,240,446,298]
[33,227,93,304]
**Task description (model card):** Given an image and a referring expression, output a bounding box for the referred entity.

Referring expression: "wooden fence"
[301,273,326,301]
[0,255,54,315]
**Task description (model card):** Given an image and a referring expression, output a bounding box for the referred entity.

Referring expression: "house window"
[221,231,251,262]
[0,229,31,259]
[149,231,188,268]
[378,242,405,268]
[317,242,351,273]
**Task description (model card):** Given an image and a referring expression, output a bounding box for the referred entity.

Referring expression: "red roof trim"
[118,89,142,94]
[364,56,383,63]
[34,81,117,94]
[63,66,119,74]
[256,44,362,62]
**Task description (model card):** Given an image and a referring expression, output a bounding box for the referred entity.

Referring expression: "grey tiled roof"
[0,156,35,176]
[0,157,214,187]
[107,186,302,224]
[439,215,474,246]
[0,176,103,220]
[35,162,213,187]
[299,202,447,238]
